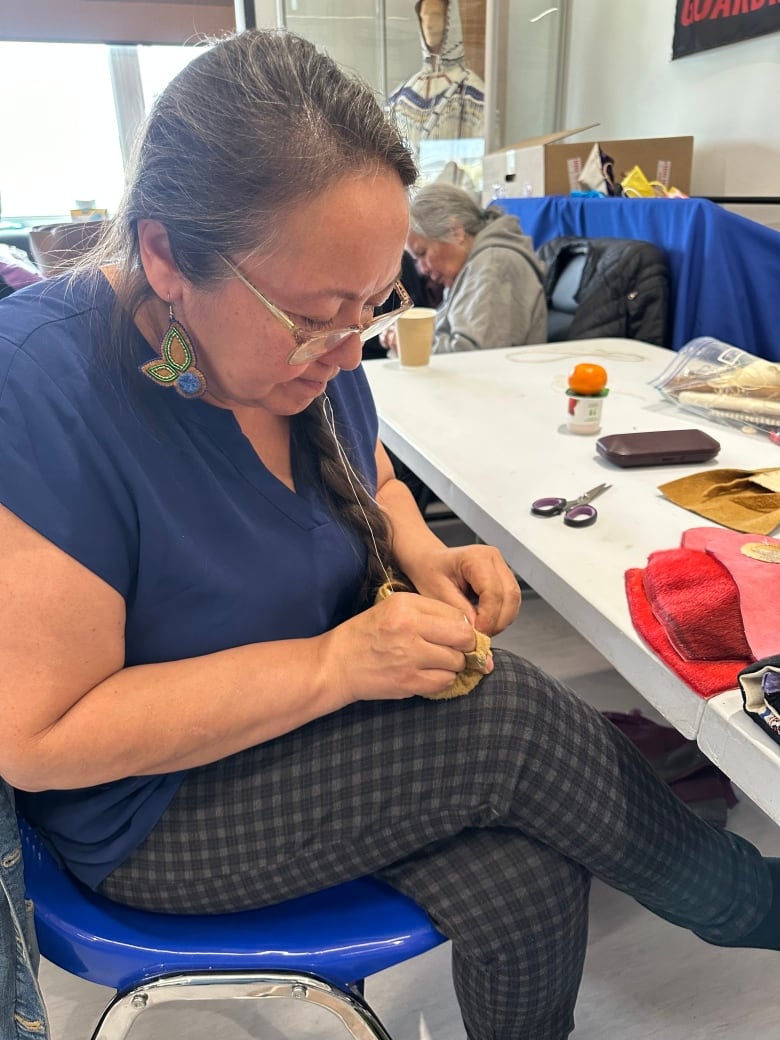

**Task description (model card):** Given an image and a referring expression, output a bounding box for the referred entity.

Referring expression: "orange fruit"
[567,362,608,395]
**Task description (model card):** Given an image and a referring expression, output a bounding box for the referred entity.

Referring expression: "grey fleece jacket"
[432,214,547,353]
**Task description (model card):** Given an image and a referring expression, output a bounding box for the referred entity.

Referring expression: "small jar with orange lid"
[565,363,609,435]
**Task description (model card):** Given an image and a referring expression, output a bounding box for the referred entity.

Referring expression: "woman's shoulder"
[466,222,544,281]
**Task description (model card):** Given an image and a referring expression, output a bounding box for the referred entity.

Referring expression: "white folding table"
[363,341,780,818]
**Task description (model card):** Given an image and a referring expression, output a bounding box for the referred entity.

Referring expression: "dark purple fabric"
[0,259,42,291]
[603,708,737,827]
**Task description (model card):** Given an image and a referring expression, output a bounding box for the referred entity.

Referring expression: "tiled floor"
[38,523,780,1038]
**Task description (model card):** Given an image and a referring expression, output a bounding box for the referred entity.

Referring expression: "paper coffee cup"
[395,307,437,368]
[566,392,605,435]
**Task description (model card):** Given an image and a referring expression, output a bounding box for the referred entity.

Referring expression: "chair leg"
[89,971,396,1040]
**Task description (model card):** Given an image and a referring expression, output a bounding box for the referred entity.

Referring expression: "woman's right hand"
[319,591,483,704]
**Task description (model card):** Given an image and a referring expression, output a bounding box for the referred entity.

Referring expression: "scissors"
[531,483,611,528]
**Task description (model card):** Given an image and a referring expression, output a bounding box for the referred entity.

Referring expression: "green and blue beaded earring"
[139,303,207,399]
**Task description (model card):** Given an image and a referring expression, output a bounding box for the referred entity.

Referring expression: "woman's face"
[178,169,409,416]
[406,228,469,289]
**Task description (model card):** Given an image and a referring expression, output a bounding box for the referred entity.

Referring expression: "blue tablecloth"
[495,196,780,361]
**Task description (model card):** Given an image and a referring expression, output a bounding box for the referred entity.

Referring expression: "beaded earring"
[139,303,207,399]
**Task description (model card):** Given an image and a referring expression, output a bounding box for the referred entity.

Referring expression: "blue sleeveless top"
[0,274,377,888]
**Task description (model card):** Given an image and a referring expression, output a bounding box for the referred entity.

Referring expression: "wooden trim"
[0,0,235,45]
[460,0,486,80]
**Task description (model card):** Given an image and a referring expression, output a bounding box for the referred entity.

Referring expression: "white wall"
[560,1,780,197]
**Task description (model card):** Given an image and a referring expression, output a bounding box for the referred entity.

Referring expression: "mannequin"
[387,0,485,170]
[419,0,448,52]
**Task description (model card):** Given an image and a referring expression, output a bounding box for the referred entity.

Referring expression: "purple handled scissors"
[531,482,611,528]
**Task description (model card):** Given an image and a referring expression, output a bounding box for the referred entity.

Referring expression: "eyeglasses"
[218,253,413,365]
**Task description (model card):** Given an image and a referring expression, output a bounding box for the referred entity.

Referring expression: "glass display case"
[277,0,425,99]
[491,1,568,148]
[248,0,567,149]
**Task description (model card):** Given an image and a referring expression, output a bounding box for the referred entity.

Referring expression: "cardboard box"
[482,127,694,204]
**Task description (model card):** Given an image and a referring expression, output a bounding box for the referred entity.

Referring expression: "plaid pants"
[101,650,770,1040]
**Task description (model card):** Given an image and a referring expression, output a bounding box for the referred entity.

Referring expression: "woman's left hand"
[405,544,521,636]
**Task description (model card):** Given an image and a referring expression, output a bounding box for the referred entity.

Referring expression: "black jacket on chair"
[538,235,670,347]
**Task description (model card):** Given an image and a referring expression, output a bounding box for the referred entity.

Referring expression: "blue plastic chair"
[19,818,446,1040]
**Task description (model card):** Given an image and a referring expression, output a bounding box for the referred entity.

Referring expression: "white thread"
[321,393,394,589]
[504,347,647,365]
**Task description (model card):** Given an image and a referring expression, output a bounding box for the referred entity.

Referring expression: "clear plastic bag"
[651,337,780,443]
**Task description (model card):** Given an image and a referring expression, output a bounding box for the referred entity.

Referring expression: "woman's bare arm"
[0,501,476,791]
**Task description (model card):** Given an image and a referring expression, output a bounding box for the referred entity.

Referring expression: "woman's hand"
[315,541,518,706]
[373,445,520,637]
[318,590,486,704]
[379,325,397,353]
[405,544,521,636]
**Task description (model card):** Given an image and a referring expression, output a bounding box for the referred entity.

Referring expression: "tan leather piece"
[658,467,780,535]
[375,579,492,699]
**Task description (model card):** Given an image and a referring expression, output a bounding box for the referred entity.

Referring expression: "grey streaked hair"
[85,29,418,605]
[94,28,417,306]
[408,183,501,242]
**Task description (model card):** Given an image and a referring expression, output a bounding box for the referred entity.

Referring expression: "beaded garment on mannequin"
[386,0,485,164]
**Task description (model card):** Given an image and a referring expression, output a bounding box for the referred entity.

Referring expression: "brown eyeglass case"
[596,429,721,468]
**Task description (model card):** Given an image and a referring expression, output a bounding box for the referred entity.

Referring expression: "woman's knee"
[460,649,597,761]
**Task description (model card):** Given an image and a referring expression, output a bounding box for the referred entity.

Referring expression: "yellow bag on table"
[621,165,687,199]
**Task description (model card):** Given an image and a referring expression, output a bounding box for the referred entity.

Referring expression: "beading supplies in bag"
[652,336,780,443]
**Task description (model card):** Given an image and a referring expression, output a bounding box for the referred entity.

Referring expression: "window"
[0,41,201,223]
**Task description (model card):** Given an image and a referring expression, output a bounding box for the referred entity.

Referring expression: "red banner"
[673,0,780,59]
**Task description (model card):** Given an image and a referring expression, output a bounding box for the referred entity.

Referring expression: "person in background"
[1,29,779,1040]
[402,181,547,352]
